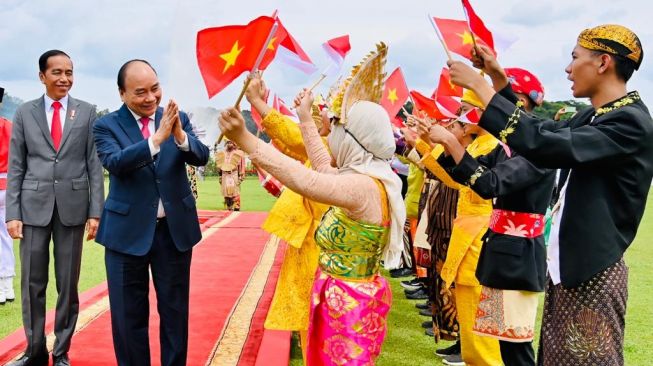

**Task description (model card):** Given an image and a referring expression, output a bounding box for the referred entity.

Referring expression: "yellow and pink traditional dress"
[307,185,392,366]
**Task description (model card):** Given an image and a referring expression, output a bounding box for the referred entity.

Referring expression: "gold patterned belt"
[318,251,381,281]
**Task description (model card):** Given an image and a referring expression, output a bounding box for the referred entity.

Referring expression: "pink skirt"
[306,269,392,366]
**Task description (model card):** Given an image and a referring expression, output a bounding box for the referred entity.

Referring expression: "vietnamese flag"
[436,67,463,98]
[197,16,277,98]
[381,67,409,119]
[461,0,494,50]
[432,17,492,60]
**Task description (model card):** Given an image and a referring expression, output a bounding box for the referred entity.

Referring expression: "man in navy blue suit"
[93,59,209,366]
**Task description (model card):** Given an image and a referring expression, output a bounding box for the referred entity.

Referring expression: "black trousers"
[500,340,535,366]
[105,219,193,366]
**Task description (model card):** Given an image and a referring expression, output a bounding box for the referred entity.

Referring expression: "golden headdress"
[578,24,643,69]
[327,42,388,124]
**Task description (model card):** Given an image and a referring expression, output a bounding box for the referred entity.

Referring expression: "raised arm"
[246,75,310,162]
[218,106,382,222]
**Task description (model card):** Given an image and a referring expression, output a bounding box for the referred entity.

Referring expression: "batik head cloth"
[577,24,643,70]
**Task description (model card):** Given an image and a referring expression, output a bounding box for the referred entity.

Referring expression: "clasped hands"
[152,99,186,147]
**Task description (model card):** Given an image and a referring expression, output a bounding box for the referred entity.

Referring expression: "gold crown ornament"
[326,42,388,124]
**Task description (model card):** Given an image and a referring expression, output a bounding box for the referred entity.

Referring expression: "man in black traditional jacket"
[447,24,651,366]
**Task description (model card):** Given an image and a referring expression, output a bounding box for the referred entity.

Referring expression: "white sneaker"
[3,277,15,301]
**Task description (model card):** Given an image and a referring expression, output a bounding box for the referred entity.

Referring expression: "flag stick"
[461,4,479,51]
[428,14,453,62]
[308,73,327,92]
[217,21,279,144]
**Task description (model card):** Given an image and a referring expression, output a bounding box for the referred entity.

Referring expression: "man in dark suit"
[93,59,209,366]
[6,50,105,366]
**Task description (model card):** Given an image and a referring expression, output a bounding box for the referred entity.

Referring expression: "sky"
[1,0,652,114]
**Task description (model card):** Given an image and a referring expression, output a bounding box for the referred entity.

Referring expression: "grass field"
[1,176,651,364]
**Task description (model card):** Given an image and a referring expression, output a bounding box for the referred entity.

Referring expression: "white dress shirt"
[44,94,68,132]
[547,172,571,285]
[128,109,190,218]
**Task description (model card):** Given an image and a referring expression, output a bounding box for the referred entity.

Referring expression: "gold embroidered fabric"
[577,24,643,68]
[262,109,309,163]
[595,91,640,117]
[314,207,389,281]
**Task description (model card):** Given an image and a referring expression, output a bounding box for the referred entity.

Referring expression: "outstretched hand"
[428,124,454,144]
[218,107,257,153]
[471,45,502,75]
[447,60,485,90]
[293,88,314,123]
[245,72,267,103]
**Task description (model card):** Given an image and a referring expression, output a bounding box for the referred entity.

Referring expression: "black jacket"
[479,87,653,287]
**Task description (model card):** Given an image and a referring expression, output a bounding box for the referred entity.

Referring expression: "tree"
[0,93,24,121]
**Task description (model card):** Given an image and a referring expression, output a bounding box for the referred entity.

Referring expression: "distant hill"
[533,99,590,120]
[0,93,24,121]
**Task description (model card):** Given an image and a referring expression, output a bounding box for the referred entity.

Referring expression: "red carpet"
[0,211,288,366]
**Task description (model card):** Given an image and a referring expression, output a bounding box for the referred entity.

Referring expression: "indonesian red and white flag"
[322,35,351,76]
[271,18,318,74]
[457,107,482,124]
[272,94,296,117]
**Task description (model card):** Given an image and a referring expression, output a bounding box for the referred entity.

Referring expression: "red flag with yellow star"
[432,17,492,60]
[197,16,276,98]
[436,67,463,98]
[380,67,409,119]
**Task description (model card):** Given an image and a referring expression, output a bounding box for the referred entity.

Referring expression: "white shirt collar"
[127,107,155,124]
[44,94,68,111]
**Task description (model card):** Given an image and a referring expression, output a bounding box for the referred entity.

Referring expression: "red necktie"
[51,101,63,150]
[140,117,151,139]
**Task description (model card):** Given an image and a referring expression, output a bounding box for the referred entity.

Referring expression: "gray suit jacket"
[6,95,104,227]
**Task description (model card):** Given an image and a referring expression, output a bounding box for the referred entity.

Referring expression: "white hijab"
[327,101,407,269]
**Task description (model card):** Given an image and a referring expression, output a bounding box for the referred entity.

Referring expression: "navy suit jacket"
[93,104,210,255]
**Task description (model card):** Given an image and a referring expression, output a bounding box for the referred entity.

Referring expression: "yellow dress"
[416,134,503,366]
[260,109,329,331]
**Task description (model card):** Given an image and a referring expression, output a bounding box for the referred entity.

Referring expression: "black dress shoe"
[390,268,415,278]
[418,308,433,316]
[425,327,435,337]
[7,352,49,366]
[421,320,433,328]
[406,289,429,300]
[435,340,461,357]
[53,353,71,366]
[415,301,431,310]
[401,277,422,286]
[403,286,426,296]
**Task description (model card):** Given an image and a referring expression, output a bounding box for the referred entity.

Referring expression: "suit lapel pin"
[70,109,76,120]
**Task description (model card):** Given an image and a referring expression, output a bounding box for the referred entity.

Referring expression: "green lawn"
[2,179,652,365]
